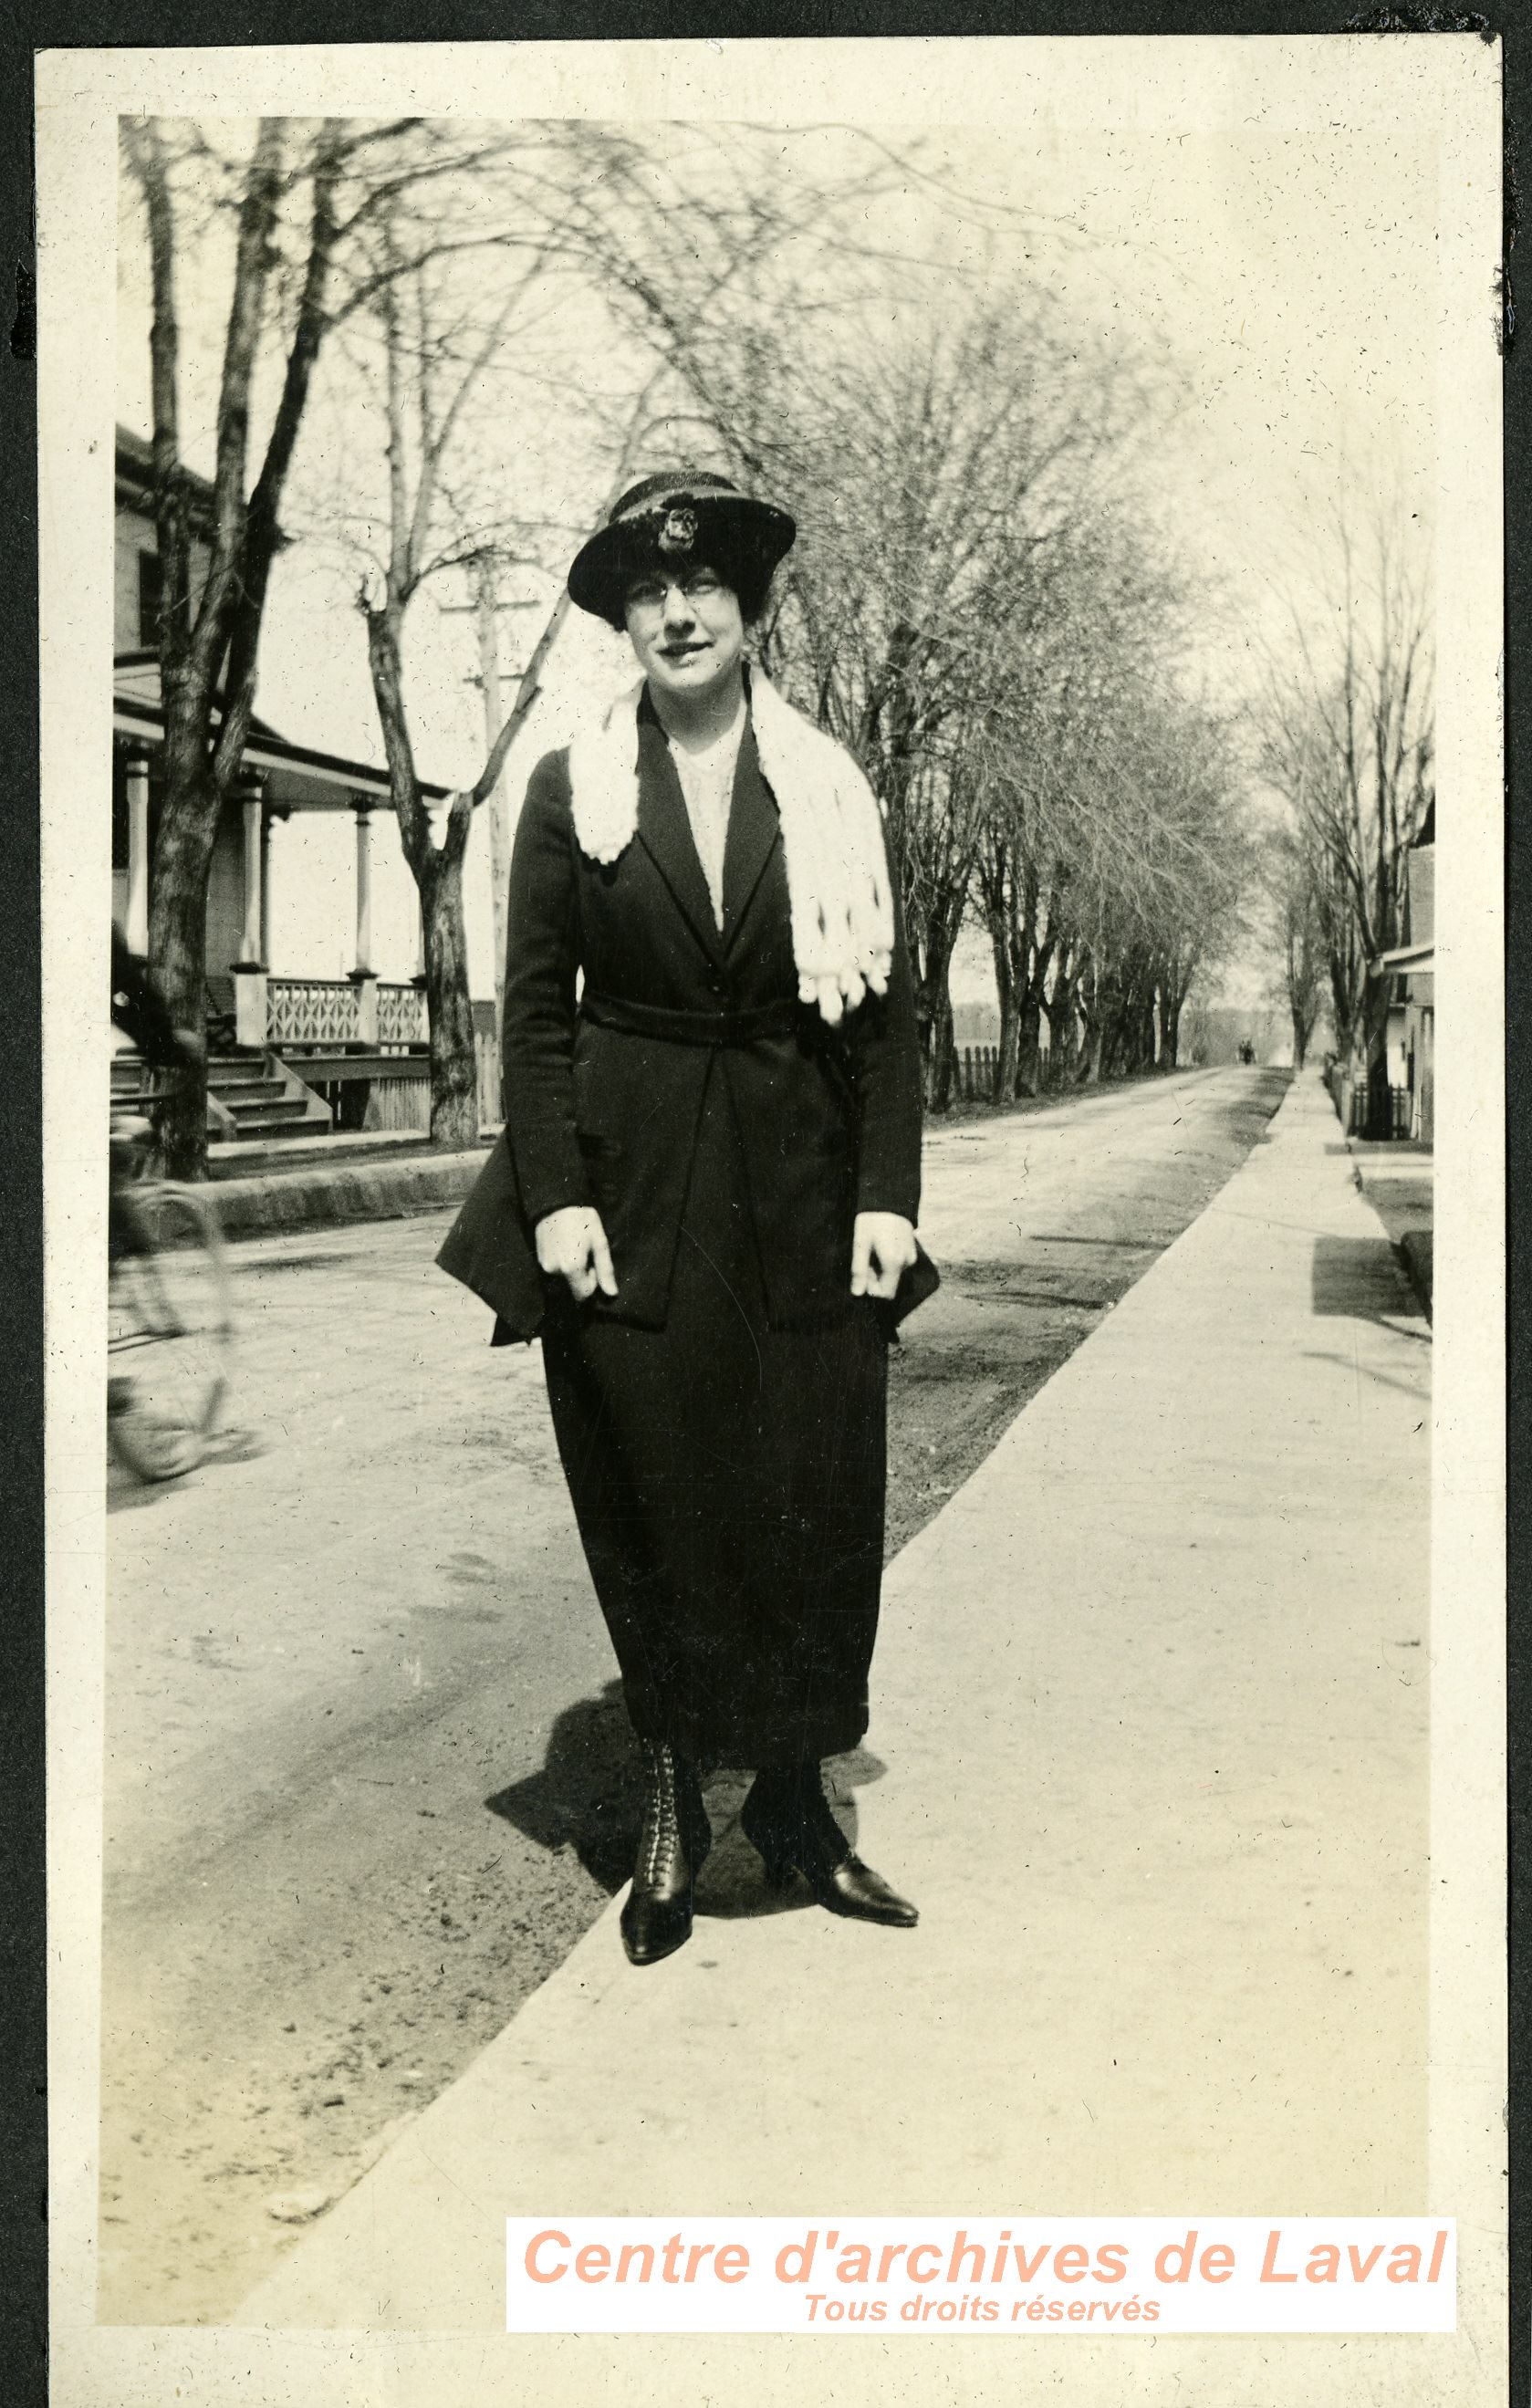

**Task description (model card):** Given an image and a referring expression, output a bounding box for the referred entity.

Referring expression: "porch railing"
[267,977,360,1047]
[377,982,427,1046]
[266,976,427,1049]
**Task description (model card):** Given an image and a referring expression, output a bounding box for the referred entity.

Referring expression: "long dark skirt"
[540,1067,889,1768]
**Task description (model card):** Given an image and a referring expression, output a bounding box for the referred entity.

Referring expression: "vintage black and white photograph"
[40,32,1503,2408]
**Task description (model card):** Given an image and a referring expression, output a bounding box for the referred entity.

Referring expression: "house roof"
[116,424,217,527]
[113,652,450,806]
[1374,939,1434,975]
[114,652,287,745]
[116,423,294,550]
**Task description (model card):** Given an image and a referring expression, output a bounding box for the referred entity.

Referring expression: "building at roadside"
[1373,800,1435,1144]
[112,429,448,1141]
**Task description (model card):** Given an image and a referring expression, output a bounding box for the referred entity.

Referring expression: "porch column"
[124,748,151,954]
[352,797,375,976]
[237,771,266,966]
[260,802,288,968]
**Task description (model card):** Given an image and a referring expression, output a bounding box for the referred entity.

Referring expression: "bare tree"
[1256,493,1433,1091]
[123,118,332,1170]
[972,515,1182,1095]
[964,498,1255,1099]
[1261,817,1327,1072]
[728,296,1165,1105]
[119,113,544,1172]
[342,210,599,1145]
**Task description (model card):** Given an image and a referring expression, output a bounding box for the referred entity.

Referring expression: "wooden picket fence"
[955,1045,1001,1103]
[1325,1060,1415,1141]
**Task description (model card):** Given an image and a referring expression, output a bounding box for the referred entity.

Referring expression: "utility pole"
[440,552,540,1044]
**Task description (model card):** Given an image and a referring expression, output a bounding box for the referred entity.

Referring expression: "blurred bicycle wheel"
[108,1186,233,1482]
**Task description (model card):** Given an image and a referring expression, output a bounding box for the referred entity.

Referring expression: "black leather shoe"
[741,1765,918,1928]
[620,1740,711,1966]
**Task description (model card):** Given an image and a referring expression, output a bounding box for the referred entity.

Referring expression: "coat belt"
[579,990,801,1048]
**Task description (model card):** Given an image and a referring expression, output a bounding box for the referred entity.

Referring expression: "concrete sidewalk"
[240,1075,1432,2340]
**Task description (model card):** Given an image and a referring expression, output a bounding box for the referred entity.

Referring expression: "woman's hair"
[729,557,777,629]
[610,549,777,635]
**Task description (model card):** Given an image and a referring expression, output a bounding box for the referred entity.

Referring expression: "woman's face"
[623,562,745,705]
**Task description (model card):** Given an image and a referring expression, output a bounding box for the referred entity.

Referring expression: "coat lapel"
[721,716,782,954]
[634,706,726,967]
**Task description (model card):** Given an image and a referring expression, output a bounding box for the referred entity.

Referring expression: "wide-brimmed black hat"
[567,469,797,628]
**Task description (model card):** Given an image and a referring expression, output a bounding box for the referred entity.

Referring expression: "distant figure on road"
[441,471,934,1965]
[1238,1038,1256,1066]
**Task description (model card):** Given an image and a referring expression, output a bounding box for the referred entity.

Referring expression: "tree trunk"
[1016,994,1043,1097]
[1044,981,1078,1086]
[365,603,483,1150]
[983,896,1017,1105]
[911,914,960,1112]
[147,752,221,1177]
[928,986,957,1111]
[995,992,1019,1103]
[1327,937,1364,1064]
[1151,983,1180,1070]
[1016,907,1054,1099]
[1164,994,1183,1069]
[1094,975,1129,1079]
[1135,991,1156,1073]
[419,846,479,1149]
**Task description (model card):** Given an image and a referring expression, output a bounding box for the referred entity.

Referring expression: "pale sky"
[116,99,1438,1001]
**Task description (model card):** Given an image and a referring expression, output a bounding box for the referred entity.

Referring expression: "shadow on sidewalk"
[1310,1233,1429,1333]
[486,1684,892,1911]
[485,1681,643,1894]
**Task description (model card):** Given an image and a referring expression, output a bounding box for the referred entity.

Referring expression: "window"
[137,548,162,648]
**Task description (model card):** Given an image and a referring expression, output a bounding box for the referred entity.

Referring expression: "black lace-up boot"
[620,1740,712,1966]
[740,1760,918,1928]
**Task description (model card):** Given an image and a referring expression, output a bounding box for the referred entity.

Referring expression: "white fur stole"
[565,669,894,1026]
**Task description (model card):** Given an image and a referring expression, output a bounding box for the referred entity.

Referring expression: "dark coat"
[437,691,929,1339]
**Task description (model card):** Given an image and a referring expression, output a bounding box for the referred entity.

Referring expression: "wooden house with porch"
[1373,801,1435,1145]
[112,427,446,1143]
[1334,803,1436,1143]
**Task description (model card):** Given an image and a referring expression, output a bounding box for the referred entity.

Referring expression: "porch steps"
[110,1047,333,1141]
[209,1050,332,1140]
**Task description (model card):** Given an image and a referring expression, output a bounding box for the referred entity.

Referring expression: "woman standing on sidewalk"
[441,470,934,1965]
